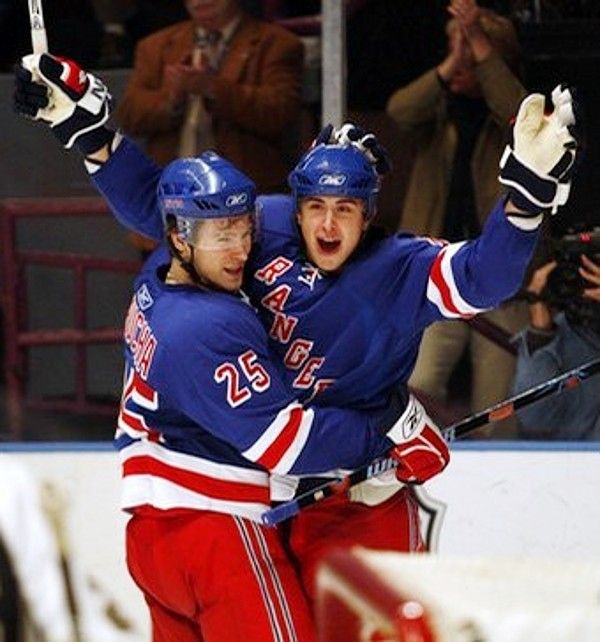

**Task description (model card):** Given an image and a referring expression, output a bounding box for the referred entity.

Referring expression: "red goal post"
[316,548,600,642]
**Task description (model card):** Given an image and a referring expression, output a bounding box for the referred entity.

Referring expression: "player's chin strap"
[261,356,600,527]
[164,236,207,289]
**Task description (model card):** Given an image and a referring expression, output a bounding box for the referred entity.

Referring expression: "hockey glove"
[315,122,392,176]
[14,53,113,155]
[499,84,578,215]
[385,395,449,484]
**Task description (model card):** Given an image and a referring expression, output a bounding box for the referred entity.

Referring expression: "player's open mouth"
[317,238,341,254]
[224,267,243,277]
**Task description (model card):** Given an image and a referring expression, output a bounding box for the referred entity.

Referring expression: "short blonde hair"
[447,9,521,71]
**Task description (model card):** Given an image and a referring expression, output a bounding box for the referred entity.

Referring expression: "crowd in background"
[1,1,600,73]
[0,2,599,640]
[0,0,599,444]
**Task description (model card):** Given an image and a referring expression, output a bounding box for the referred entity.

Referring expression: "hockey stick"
[262,356,600,526]
[28,0,48,54]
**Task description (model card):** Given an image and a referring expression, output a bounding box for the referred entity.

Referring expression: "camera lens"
[545,262,584,302]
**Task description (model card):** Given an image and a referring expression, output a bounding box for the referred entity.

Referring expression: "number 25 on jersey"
[214,350,271,407]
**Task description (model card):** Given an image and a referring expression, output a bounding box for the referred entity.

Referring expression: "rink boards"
[1,441,599,637]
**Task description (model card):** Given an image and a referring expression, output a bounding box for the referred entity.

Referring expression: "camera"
[543,228,600,307]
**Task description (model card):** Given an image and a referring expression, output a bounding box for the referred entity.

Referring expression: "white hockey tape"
[28,0,48,54]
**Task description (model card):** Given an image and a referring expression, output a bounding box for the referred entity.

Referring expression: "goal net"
[315,547,600,642]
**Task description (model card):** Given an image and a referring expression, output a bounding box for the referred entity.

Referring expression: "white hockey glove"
[499,84,579,216]
[314,122,392,176]
[385,395,450,484]
[14,53,113,155]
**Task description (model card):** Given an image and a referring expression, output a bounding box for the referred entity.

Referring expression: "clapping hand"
[580,254,600,302]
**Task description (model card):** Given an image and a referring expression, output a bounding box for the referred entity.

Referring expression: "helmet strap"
[181,245,208,288]
[165,233,206,288]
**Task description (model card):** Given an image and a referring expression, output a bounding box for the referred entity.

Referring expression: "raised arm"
[14,54,165,239]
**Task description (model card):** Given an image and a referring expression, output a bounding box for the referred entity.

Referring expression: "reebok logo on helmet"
[163,198,185,210]
[318,173,347,187]
[225,192,249,207]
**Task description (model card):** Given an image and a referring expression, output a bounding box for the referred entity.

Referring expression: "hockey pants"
[126,508,315,642]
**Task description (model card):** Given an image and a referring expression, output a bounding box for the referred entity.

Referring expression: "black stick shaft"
[445,356,600,441]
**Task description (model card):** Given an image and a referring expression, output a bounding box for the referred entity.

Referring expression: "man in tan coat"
[117,0,304,193]
[387,0,528,436]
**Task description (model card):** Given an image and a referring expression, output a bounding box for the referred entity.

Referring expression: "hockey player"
[14,54,453,641]
[14,52,578,603]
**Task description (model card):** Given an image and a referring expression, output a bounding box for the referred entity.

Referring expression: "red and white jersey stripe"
[120,440,271,522]
[427,242,490,318]
[242,402,315,474]
[234,517,300,642]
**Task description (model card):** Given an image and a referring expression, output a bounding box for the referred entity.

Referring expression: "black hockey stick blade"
[261,357,600,526]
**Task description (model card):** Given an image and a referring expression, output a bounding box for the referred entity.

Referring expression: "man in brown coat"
[386,0,528,436]
[117,0,304,194]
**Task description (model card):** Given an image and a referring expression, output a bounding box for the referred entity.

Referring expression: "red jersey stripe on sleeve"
[255,405,303,470]
[429,247,462,316]
[427,243,488,318]
[242,402,314,474]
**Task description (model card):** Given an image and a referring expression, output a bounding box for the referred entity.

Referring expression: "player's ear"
[169,229,189,256]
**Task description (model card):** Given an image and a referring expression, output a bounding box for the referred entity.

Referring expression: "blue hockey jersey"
[116,257,400,521]
[94,138,539,510]
[96,138,537,412]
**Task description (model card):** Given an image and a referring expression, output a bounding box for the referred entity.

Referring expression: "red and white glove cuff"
[387,395,450,484]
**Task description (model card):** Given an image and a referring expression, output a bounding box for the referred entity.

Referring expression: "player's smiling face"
[169,214,252,292]
[297,196,368,273]
[193,215,252,291]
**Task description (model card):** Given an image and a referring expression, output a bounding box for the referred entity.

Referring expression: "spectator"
[386,0,528,434]
[116,0,303,190]
[512,246,600,439]
[117,0,304,254]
